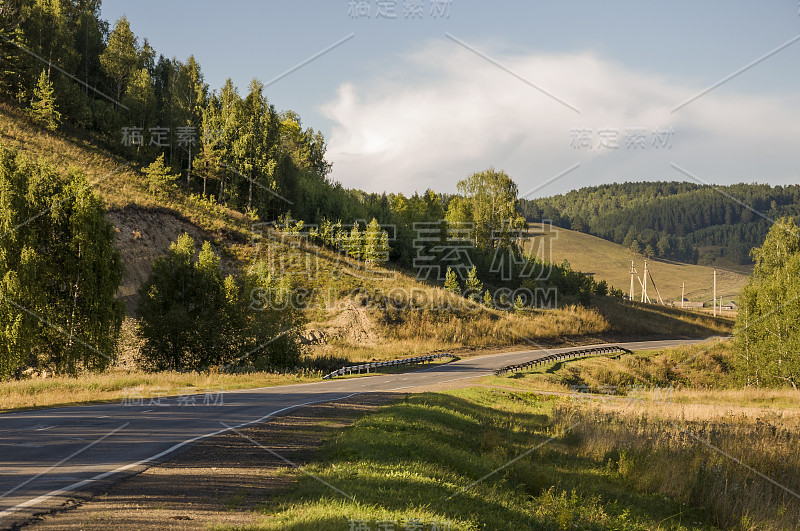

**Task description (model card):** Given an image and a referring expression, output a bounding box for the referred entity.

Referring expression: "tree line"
[519,181,800,265]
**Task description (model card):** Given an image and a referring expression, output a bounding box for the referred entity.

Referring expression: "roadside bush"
[137,233,304,371]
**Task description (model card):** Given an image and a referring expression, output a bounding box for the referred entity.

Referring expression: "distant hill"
[519,181,800,266]
[525,222,749,304]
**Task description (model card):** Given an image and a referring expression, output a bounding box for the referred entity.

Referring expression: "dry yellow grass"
[483,340,800,529]
[551,398,800,529]
[0,369,318,412]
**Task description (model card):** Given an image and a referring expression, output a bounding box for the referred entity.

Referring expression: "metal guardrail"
[322,352,460,379]
[495,345,632,376]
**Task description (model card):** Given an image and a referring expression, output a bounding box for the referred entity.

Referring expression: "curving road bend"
[0,338,709,528]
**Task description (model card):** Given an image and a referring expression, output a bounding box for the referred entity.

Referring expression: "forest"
[519,181,800,265]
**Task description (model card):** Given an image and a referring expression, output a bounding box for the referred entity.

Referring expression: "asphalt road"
[0,338,709,528]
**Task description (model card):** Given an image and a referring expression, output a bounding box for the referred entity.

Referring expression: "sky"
[101,0,800,198]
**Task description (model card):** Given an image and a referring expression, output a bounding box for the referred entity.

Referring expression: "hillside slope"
[520,181,798,267]
[526,223,749,303]
[0,105,733,370]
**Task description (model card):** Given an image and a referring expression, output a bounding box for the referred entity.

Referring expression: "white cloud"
[321,39,800,196]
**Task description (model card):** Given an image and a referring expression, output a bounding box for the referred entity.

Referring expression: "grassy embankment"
[238,341,798,530]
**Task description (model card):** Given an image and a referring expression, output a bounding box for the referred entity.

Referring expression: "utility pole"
[649,270,665,305]
[713,269,717,316]
[630,260,635,301]
[681,281,685,308]
[642,260,648,304]
[642,260,649,302]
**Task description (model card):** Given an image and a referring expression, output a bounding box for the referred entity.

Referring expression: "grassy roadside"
[480,339,800,410]
[0,369,318,412]
[21,346,797,530]
[243,388,716,530]
[227,341,799,530]
[0,329,720,413]
[1,326,733,413]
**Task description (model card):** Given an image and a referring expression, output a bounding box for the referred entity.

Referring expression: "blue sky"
[101,1,800,196]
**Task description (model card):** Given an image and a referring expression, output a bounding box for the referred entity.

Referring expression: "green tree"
[234,260,305,370]
[138,235,303,371]
[233,79,278,212]
[451,168,524,249]
[20,0,77,87]
[363,218,388,265]
[644,244,655,259]
[444,267,460,294]
[657,235,671,257]
[123,67,155,129]
[28,69,61,130]
[347,221,363,260]
[137,234,227,370]
[593,279,609,296]
[464,265,483,301]
[0,145,124,378]
[143,154,177,196]
[630,239,641,255]
[100,15,138,103]
[735,218,800,388]
[483,289,493,307]
[379,230,389,264]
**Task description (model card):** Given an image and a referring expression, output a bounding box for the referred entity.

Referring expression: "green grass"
[484,339,739,394]
[525,223,749,303]
[238,389,716,530]
[593,297,733,337]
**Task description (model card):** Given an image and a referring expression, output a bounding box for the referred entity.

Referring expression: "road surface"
[0,338,709,528]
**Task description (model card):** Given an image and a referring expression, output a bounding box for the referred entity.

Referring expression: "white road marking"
[0,392,360,520]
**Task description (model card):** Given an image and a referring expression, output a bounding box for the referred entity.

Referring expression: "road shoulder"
[24,393,400,530]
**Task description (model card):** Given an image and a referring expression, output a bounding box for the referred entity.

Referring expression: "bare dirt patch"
[302,299,382,346]
[108,205,239,314]
[24,393,400,530]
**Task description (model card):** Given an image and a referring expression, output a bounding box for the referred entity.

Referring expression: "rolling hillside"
[0,103,733,371]
[526,222,750,304]
[0,104,611,365]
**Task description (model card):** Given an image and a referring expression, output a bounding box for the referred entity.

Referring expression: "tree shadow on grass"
[264,392,717,531]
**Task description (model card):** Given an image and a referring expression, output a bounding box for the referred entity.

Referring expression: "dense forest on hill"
[518,181,800,265]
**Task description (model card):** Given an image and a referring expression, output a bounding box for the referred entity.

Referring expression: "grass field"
[481,339,800,410]
[525,223,750,304]
[244,388,717,530]
[236,340,799,530]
